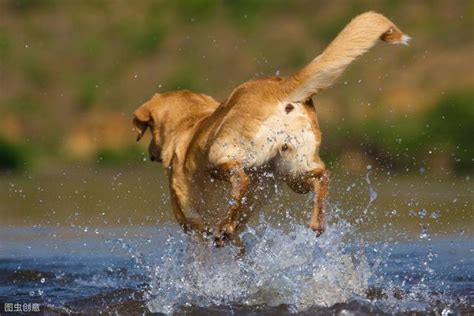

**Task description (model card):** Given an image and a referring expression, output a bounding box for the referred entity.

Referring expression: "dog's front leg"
[169,168,205,236]
[307,169,330,236]
[214,162,250,247]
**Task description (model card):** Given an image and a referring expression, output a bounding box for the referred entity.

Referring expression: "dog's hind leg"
[306,169,330,236]
[213,162,250,247]
[286,168,330,236]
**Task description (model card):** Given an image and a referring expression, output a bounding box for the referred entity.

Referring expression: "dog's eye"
[285,104,294,113]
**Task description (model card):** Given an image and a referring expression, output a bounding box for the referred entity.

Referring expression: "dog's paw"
[308,223,325,237]
[213,223,235,247]
[213,233,231,247]
[183,220,207,236]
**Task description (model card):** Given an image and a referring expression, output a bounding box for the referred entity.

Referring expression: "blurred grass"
[76,74,101,111]
[21,54,48,88]
[122,17,166,56]
[0,0,473,173]
[96,145,144,166]
[4,0,54,12]
[174,0,218,20]
[323,90,474,173]
[0,138,31,172]
[0,30,10,59]
[424,90,474,172]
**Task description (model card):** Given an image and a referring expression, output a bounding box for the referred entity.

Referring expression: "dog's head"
[133,91,219,167]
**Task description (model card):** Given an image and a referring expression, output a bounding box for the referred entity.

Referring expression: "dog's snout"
[148,150,162,163]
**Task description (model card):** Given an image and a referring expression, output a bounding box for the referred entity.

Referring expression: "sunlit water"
[0,169,473,314]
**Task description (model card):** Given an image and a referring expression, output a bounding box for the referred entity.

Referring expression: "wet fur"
[132,12,409,250]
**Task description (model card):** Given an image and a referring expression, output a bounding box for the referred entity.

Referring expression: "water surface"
[0,165,473,314]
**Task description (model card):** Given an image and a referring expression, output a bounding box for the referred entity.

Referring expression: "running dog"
[133,12,410,248]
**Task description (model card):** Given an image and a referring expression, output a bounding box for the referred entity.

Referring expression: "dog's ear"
[133,103,152,142]
[286,11,410,102]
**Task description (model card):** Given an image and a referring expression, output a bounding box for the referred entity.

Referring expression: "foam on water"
[145,214,372,314]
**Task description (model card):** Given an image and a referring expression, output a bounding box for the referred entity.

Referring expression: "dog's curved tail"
[287,11,410,102]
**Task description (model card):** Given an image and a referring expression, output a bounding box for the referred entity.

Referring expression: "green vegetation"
[7,95,39,113]
[4,0,54,13]
[0,138,30,172]
[0,1,472,173]
[167,67,205,92]
[322,90,474,173]
[95,146,144,166]
[21,55,48,88]
[0,31,10,59]
[174,0,218,20]
[123,18,166,56]
[423,90,474,171]
[76,75,101,111]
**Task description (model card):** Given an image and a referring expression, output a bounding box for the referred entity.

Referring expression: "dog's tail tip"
[398,34,412,46]
[381,26,412,46]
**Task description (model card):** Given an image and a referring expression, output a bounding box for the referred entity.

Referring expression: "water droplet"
[418,208,427,218]
[419,226,430,240]
[441,308,454,316]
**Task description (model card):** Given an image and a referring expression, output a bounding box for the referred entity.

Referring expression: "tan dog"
[133,12,409,248]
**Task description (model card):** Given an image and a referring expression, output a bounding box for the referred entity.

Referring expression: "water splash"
[145,215,371,314]
[363,166,378,215]
[60,168,467,314]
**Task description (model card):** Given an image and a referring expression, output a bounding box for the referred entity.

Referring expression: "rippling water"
[1,167,473,314]
[1,220,473,314]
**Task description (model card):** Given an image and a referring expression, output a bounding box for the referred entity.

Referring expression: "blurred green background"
[0,1,473,234]
[0,0,473,173]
